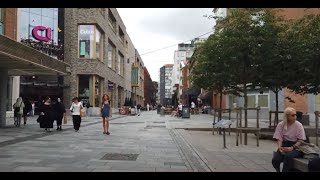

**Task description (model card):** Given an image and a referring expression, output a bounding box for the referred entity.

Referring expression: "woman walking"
[13,97,25,127]
[101,94,112,135]
[54,98,66,131]
[38,96,54,132]
[70,97,83,132]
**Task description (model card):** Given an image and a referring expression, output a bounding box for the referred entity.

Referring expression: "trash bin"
[182,106,190,118]
[157,106,161,114]
[160,108,165,117]
[296,111,303,123]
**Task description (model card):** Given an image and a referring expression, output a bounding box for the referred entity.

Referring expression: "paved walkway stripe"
[0,116,125,148]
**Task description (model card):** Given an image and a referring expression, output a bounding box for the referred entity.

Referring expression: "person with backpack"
[13,97,25,127]
[23,98,32,125]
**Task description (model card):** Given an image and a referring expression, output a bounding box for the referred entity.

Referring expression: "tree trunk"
[219,87,223,135]
[275,87,279,126]
[219,88,223,121]
[243,84,248,145]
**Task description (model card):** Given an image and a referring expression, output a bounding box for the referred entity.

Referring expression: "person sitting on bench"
[272,107,306,172]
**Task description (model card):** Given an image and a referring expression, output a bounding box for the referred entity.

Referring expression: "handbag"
[80,107,86,117]
[37,115,44,123]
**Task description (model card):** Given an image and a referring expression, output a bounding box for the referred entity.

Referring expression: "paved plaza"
[0,111,278,172]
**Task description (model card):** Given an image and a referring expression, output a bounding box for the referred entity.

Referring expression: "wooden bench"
[235,107,261,147]
[236,127,261,147]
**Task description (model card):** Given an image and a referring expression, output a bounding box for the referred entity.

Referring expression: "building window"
[258,95,268,108]
[107,40,116,68]
[0,8,4,35]
[108,9,116,33]
[78,25,103,59]
[118,26,124,44]
[95,76,102,107]
[118,52,124,76]
[78,75,91,107]
[125,40,128,52]
[247,95,256,108]
[247,94,269,108]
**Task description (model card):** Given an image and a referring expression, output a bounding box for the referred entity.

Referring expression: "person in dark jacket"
[54,97,66,131]
[38,96,54,132]
[137,104,141,116]
[23,98,32,125]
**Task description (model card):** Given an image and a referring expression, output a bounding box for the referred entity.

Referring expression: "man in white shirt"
[191,101,195,114]
[178,103,183,117]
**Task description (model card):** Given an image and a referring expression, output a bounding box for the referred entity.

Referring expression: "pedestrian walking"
[272,107,306,172]
[38,96,54,132]
[13,97,25,127]
[101,94,112,135]
[147,103,150,111]
[31,101,35,116]
[54,97,66,131]
[70,97,83,132]
[137,104,141,116]
[23,98,32,125]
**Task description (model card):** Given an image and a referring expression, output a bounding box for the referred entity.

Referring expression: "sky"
[117,8,216,82]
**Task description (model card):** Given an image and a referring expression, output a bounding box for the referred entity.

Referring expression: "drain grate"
[0,155,12,158]
[100,153,139,161]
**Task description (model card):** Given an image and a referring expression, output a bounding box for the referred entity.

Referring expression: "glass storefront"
[78,25,103,59]
[0,8,4,35]
[78,75,91,106]
[19,8,63,60]
[78,75,103,107]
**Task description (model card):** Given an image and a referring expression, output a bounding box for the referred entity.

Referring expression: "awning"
[198,90,212,99]
[0,35,70,76]
[182,86,201,96]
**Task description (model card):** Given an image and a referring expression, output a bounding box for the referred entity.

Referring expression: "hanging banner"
[131,65,139,87]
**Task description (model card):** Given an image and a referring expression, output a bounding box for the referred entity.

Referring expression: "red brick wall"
[284,88,308,113]
[4,8,17,40]
[276,8,320,20]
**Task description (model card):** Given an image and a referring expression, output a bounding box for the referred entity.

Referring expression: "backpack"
[14,102,22,113]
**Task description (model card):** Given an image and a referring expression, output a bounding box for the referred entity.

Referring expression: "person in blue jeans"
[101,94,112,135]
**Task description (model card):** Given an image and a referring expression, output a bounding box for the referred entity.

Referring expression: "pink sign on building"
[32,26,52,42]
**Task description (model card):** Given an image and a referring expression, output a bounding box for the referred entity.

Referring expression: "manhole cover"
[100,153,139,161]
[0,155,12,158]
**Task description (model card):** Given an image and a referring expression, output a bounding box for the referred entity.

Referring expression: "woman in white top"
[70,97,83,132]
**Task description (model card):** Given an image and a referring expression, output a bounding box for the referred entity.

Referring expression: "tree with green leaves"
[285,14,320,96]
[190,32,231,121]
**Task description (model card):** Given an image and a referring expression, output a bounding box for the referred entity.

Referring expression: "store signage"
[32,26,52,42]
[80,29,94,35]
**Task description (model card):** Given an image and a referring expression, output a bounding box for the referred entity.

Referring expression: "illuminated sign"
[32,26,52,42]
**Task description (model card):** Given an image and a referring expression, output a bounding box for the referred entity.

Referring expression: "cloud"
[138,8,215,41]
[117,8,215,81]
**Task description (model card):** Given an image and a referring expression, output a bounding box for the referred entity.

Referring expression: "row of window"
[78,25,125,77]
[229,94,269,108]
[21,8,58,19]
